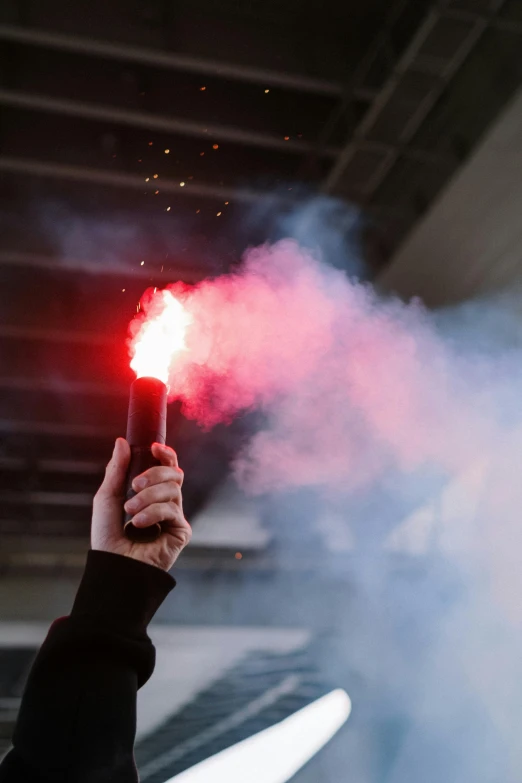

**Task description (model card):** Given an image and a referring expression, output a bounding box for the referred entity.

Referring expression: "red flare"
[129,288,192,384]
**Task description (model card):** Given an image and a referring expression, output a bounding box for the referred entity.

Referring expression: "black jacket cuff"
[72,550,176,636]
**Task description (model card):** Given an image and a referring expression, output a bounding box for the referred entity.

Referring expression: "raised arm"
[0,439,191,782]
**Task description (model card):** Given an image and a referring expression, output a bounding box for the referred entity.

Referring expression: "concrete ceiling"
[1,0,522,555]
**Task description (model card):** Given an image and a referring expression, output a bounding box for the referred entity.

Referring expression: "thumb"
[97,438,131,500]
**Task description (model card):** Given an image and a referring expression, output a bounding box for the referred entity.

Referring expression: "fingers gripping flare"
[123,444,180,543]
[125,455,183,525]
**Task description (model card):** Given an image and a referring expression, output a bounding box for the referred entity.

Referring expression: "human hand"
[92,438,191,571]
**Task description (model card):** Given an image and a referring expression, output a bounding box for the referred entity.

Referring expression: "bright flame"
[129,289,192,384]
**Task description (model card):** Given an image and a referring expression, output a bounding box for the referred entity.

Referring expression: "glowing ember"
[129,290,192,384]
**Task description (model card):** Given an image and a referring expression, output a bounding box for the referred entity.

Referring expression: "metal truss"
[323,0,513,199]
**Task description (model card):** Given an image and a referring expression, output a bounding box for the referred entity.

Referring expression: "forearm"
[0,551,175,783]
[0,623,140,782]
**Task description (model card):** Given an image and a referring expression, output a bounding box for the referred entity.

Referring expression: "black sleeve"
[0,550,175,783]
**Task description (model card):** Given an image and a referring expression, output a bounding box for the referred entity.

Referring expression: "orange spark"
[212,144,219,150]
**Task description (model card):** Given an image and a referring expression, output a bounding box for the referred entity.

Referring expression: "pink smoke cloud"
[130,240,500,493]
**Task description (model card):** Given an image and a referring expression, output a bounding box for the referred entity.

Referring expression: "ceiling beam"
[0,491,93,506]
[0,148,450,212]
[359,139,453,167]
[445,8,522,35]
[0,419,112,438]
[0,324,116,346]
[0,376,127,397]
[0,88,339,157]
[0,24,347,98]
[0,250,207,282]
[0,456,103,474]
[0,156,283,203]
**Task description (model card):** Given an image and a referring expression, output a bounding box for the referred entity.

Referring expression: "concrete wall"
[378,86,522,307]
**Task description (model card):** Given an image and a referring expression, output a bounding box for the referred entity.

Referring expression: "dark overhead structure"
[1,0,522,561]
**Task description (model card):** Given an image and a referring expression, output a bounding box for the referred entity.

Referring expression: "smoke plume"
[133,239,505,494]
[131,236,522,781]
